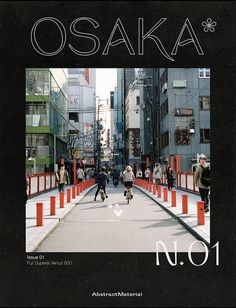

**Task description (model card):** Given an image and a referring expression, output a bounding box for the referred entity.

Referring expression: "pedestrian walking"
[56,165,70,192]
[136,168,143,179]
[120,169,124,184]
[112,169,120,186]
[194,154,210,212]
[77,166,85,183]
[167,168,174,191]
[153,163,162,190]
[144,167,151,182]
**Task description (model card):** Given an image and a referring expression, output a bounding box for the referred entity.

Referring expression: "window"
[136,96,140,105]
[198,68,210,78]
[26,134,49,147]
[200,129,210,143]
[26,102,47,115]
[174,128,190,145]
[200,96,210,110]
[26,70,50,95]
[160,99,168,119]
[69,112,79,122]
[160,69,168,91]
[161,131,169,149]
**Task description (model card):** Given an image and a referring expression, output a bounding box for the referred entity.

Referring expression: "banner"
[84,123,94,153]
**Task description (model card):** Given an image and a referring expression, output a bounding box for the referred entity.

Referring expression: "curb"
[26,184,97,252]
[134,185,210,246]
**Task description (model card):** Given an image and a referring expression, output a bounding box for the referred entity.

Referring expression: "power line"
[26,75,97,139]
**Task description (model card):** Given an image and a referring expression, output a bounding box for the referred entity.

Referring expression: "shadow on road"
[141,218,179,229]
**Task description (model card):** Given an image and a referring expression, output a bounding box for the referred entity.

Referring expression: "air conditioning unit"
[162,82,168,93]
[173,80,187,88]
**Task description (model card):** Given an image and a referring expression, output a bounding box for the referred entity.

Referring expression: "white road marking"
[81,220,120,222]
[114,209,123,217]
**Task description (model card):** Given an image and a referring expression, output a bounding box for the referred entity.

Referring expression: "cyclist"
[94,167,109,201]
[123,165,135,199]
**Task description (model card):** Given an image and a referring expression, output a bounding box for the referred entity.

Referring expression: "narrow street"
[35,185,205,253]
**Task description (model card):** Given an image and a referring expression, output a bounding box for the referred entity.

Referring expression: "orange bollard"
[36,202,43,226]
[50,196,56,215]
[171,190,176,207]
[157,185,161,198]
[149,182,152,193]
[60,192,65,208]
[81,182,84,192]
[76,184,80,196]
[72,186,76,199]
[153,184,156,195]
[67,189,71,203]
[197,201,205,225]
[145,181,149,190]
[163,187,168,202]
[182,195,188,213]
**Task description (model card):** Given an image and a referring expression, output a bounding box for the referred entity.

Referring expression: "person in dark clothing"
[167,168,174,191]
[194,154,210,212]
[94,167,109,201]
[112,169,120,185]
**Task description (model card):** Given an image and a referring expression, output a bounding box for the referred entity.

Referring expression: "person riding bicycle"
[94,167,109,201]
[112,169,120,185]
[123,165,135,199]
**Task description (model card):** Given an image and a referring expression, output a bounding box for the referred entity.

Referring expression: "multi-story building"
[158,68,210,172]
[125,82,141,171]
[116,68,136,165]
[25,68,68,175]
[67,68,96,167]
[138,68,159,168]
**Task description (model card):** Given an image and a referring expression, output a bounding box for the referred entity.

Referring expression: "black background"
[0,1,236,307]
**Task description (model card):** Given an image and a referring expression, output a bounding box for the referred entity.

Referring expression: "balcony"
[26,114,49,127]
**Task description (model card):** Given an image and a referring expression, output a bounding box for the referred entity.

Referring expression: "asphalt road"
[35,185,206,252]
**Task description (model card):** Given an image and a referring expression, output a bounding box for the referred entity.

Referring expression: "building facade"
[158,68,210,172]
[125,84,141,169]
[26,68,68,175]
[67,68,96,167]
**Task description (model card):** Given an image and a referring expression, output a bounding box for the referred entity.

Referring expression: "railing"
[27,172,57,197]
[149,172,199,194]
[176,172,199,193]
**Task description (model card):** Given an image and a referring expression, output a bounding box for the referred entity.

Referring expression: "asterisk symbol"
[202,18,217,32]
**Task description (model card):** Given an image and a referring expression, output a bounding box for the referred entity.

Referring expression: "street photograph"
[25,68,210,253]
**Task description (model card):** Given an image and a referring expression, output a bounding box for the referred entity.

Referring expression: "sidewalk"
[26,184,96,252]
[134,184,210,245]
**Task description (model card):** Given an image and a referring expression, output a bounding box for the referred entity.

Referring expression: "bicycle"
[100,186,106,202]
[126,186,132,204]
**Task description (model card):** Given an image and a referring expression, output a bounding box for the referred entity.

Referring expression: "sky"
[96,69,117,100]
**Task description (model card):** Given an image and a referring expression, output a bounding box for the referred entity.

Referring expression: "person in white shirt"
[144,168,151,181]
[123,166,135,199]
[77,167,85,183]
[136,168,143,179]
[153,163,162,191]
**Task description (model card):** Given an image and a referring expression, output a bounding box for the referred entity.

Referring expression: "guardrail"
[149,172,199,194]
[34,179,96,226]
[27,173,57,197]
[176,172,199,193]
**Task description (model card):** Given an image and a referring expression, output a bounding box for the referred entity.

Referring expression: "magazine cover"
[0,1,235,306]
